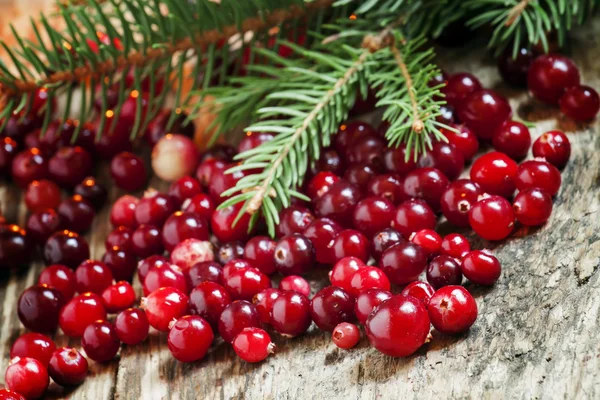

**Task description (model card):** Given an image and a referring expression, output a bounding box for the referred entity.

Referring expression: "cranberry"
[114,308,149,345]
[4,357,49,399]
[383,144,418,175]
[109,152,146,191]
[26,210,61,244]
[498,47,534,87]
[74,177,107,210]
[528,54,580,104]
[401,167,449,211]
[0,137,18,176]
[144,109,193,146]
[130,224,163,258]
[10,333,56,366]
[135,191,177,228]
[208,166,245,204]
[59,293,107,337]
[243,236,276,275]
[253,288,281,324]
[346,135,386,170]
[200,144,237,163]
[163,211,210,251]
[196,158,227,187]
[215,241,243,265]
[210,203,252,243]
[223,267,271,301]
[343,164,376,192]
[24,180,61,213]
[310,286,354,331]
[365,295,430,357]
[315,181,361,224]
[48,147,92,188]
[458,89,512,140]
[393,199,436,239]
[330,257,365,293]
[137,255,169,283]
[75,260,114,295]
[223,259,253,279]
[443,73,482,107]
[47,347,88,386]
[469,195,515,240]
[0,389,24,400]
[276,206,315,238]
[515,160,561,196]
[57,195,95,233]
[470,151,518,198]
[0,224,31,269]
[410,229,442,256]
[513,188,553,226]
[101,281,136,313]
[332,322,360,349]
[331,229,370,263]
[11,148,48,187]
[144,287,189,332]
[270,291,312,337]
[302,218,341,265]
[560,85,600,121]
[334,121,376,153]
[440,233,471,259]
[110,195,139,229]
[94,119,133,159]
[366,174,404,205]
[349,266,390,297]
[167,315,214,363]
[102,246,137,281]
[168,176,203,206]
[532,130,571,169]
[38,264,75,300]
[428,70,449,88]
[187,281,230,327]
[428,285,477,334]
[238,131,274,153]
[232,327,274,362]
[371,228,404,261]
[441,124,479,161]
[279,275,310,297]
[81,321,120,362]
[152,134,199,182]
[354,289,392,324]
[461,250,501,285]
[436,104,457,125]
[492,120,531,160]
[307,171,340,199]
[426,255,462,289]
[274,234,315,276]
[17,285,64,333]
[43,230,89,268]
[419,142,465,181]
[182,193,215,219]
[401,281,435,308]
[352,197,394,237]
[379,242,427,285]
[170,239,214,271]
[315,148,344,175]
[105,226,133,252]
[184,261,222,288]
[440,179,482,227]
[218,300,261,342]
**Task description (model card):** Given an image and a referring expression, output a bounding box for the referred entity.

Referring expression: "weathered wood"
[2,19,600,400]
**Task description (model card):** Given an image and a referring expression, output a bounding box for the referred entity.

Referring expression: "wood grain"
[1,16,600,400]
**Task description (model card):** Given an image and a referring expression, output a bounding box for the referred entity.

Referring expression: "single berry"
[135,191,178,228]
[110,195,139,229]
[492,121,531,160]
[181,193,215,220]
[218,300,261,342]
[310,286,355,331]
[418,142,465,181]
[170,239,214,271]
[274,234,315,276]
[74,177,107,210]
[232,327,275,362]
[208,166,246,204]
[186,261,224,287]
[59,293,107,337]
[349,266,391,297]
[276,206,315,238]
[4,357,49,399]
[332,322,360,349]
[331,229,370,263]
[162,211,210,252]
[528,54,580,104]
[57,196,95,233]
[216,241,245,265]
[383,144,418,175]
[371,228,404,261]
[469,196,515,241]
[131,224,164,258]
[393,199,437,239]
[114,308,149,345]
[143,262,188,296]
[189,281,232,327]
[532,130,571,169]
[102,246,137,282]
[401,281,435,308]
[498,47,534,87]
[167,315,214,363]
[440,179,483,227]
[440,233,471,259]
[18,285,64,333]
[101,281,136,313]
[81,321,120,362]
[253,288,282,324]
[470,152,518,198]
[210,203,252,243]
[410,229,442,256]
[43,230,90,268]
[307,171,340,199]
[223,267,272,301]
[244,236,277,275]
[366,174,405,205]
[11,148,49,188]
[143,287,189,332]
[105,226,133,252]
[302,218,342,265]
[48,147,92,188]
[352,197,395,238]
[513,188,553,226]
[458,89,512,140]
[515,160,561,197]
[426,255,463,289]
[26,210,62,244]
[379,242,427,285]
[401,167,449,211]
[38,264,75,300]
[343,164,377,192]
[354,289,393,324]
[75,260,114,295]
[10,333,56,366]
[270,291,312,337]
[314,180,362,224]
[442,72,482,108]
[441,124,479,161]
[334,121,376,153]
[0,224,31,269]
[461,250,501,285]
[168,176,203,206]
[314,148,344,175]
[137,255,169,283]
[47,347,88,386]
[559,85,600,121]
[428,286,478,334]
[24,180,61,213]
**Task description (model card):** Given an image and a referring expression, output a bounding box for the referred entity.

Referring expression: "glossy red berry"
[181,193,215,220]
[218,300,261,342]
[105,226,133,252]
[38,264,75,300]
[168,176,203,206]
[238,132,274,153]
[276,276,309,300]
[442,72,482,108]
[5,357,49,399]
[24,180,61,213]
[26,209,61,244]
[253,288,281,324]
[310,286,355,331]
[276,206,315,238]
[114,308,149,345]
[75,260,114,295]
[143,262,188,296]
[418,142,465,181]
[515,160,561,197]
[0,389,25,400]
[10,333,56,366]
[163,211,210,252]
[458,89,512,140]
[189,281,231,327]
[349,266,390,297]
[137,255,169,283]
[74,177,107,210]
[185,260,224,287]
[498,47,534,87]
[170,239,214,271]
[208,166,245,204]
[559,85,600,121]
[470,152,518,198]
[131,224,164,258]
[43,230,90,269]
[366,174,405,205]
[216,241,245,265]
[59,293,107,337]
[196,158,227,188]
[314,180,362,224]
[47,347,88,386]
[469,195,515,240]
[110,195,139,229]
[109,152,147,191]
[332,322,360,349]
[513,188,553,226]
[144,287,189,332]
[302,218,342,265]
[401,281,435,308]
[343,163,376,192]
[102,246,137,281]
[330,257,365,293]
[17,285,64,333]
[401,167,449,211]
[210,203,252,243]
[232,327,274,362]
[393,199,436,239]
[440,179,483,227]
[365,295,430,357]
[334,121,376,153]
[428,285,477,334]
[383,144,418,175]
[352,197,394,237]
[57,195,95,234]
[167,315,214,363]
[0,137,19,176]
[101,281,136,313]
[410,229,442,256]
[81,321,120,362]
[492,120,531,160]
[271,291,312,337]
[243,236,277,275]
[441,124,479,161]
[315,148,344,175]
[461,250,501,285]
[379,242,427,285]
[11,148,48,188]
[307,171,340,199]
[371,228,404,261]
[135,191,178,228]
[48,147,92,188]
[223,267,272,301]
[426,255,463,289]
[346,135,386,170]
[532,130,571,169]
[222,259,253,279]
[331,229,370,263]
[274,234,315,276]
[440,233,471,259]
[528,54,580,104]
[354,289,393,324]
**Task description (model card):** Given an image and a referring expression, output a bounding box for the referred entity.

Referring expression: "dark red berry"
[185,260,223,287]
[426,255,463,289]
[74,177,107,210]
[47,347,88,386]
[270,291,312,337]
[492,121,531,160]
[244,236,277,275]
[163,211,210,252]
[110,195,139,229]
[26,210,61,244]
[469,195,515,241]
[443,73,483,108]
[18,285,64,333]
[74,260,114,295]
[428,285,477,334]
[81,321,120,362]
[528,54,580,104]
[314,148,344,176]
[559,85,600,121]
[314,180,362,224]
[137,255,169,283]
[346,135,386,170]
[4,357,49,399]
[302,218,342,265]
[24,180,61,213]
[11,148,48,188]
[513,188,553,226]
[131,224,163,258]
[440,233,471,259]
[331,229,370,263]
[458,89,512,140]
[223,267,271,301]
[167,315,214,362]
[418,142,465,181]
[105,226,133,252]
[383,144,417,175]
[114,308,149,345]
[515,160,561,197]
[218,300,261,342]
[310,286,355,331]
[352,197,394,237]
[253,288,282,324]
[334,121,376,153]
[532,130,571,169]
[332,322,360,349]
[440,179,482,227]
[354,289,392,324]
[371,228,404,261]
[461,250,501,285]
[276,206,315,238]
[274,234,315,276]
[102,246,137,282]
[343,163,377,192]
[10,333,55,366]
[498,47,534,87]
[0,137,19,176]
[38,264,75,300]
[109,152,146,191]
[181,193,215,220]
[393,199,436,239]
[210,203,252,243]
[144,287,189,332]
[189,281,232,327]
[349,266,391,297]
[401,167,449,211]
[401,281,435,308]
[470,152,518,198]
[279,275,310,297]
[43,230,89,269]
[307,171,340,199]
[379,242,427,285]
[216,241,244,265]
[441,124,479,161]
[135,191,178,228]
[48,147,92,188]
[366,174,405,205]
[57,196,95,233]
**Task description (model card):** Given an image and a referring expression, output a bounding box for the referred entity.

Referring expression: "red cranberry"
[560,85,600,121]
[334,121,376,153]
[244,236,276,275]
[442,72,482,108]
[144,287,189,332]
[314,181,361,224]
[0,137,18,176]
[343,164,376,192]
[48,147,92,188]
[81,321,120,362]
[441,124,479,161]
[302,218,341,265]
[26,210,62,244]
[223,259,253,279]
[135,191,177,228]
[332,323,360,349]
[110,195,139,229]
[470,152,518,198]
[349,266,391,297]
[436,104,457,125]
[401,281,435,308]
[274,234,315,276]
[402,167,449,211]
[354,289,393,324]
[393,199,436,239]
[0,224,30,269]
[218,300,261,342]
[75,260,114,295]
[426,255,462,289]
[196,158,227,187]
[101,281,136,313]
[137,255,169,283]
[57,196,95,233]
[167,315,214,362]
[315,148,344,175]
[224,267,271,301]
[458,89,512,140]
[168,177,203,206]
[202,143,236,163]
[163,211,210,251]
[210,203,252,243]
[10,333,55,366]
[142,262,187,295]
[94,120,132,159]
[498,47,534,87]
[331,229,370,263]
[110,152,147,191]
[38,264,75,300]
[383,144,418,175]
[144,109,193,146]
[43,230,89,268]
[24,180,61,213]
[276,206,315,238]
[365,295,430,357]
[208,166,246,204]
[74,177,107,210]
[17,285,64,333]
[428,70,449,89]
[232,327,274,362]
[346,135,386,170]
[11,148,48,187]
[253,288,281,324]
[371,228,404,260]
[440,179,482,227]
[462,250,501,285]
[492,121,531,160]
[352,197,394,237]
[189,281,231,327]
[105,226,133,252]
[4,357,49,399]
[47,347,88,386]
[307,171,340,199]
[470,195,515,240]
[182,193,215,220]
[515,160,561,197]
[440,233,471,259]
[114,308,149,345]
[410,229,442,256]
[513,188,553,226]
[279,275,310,297]
[528,54,580,104]
[310,286,354,331]
[216,241,244,265]
[238,131,274,153]
[330,257,365,293]
[0,389,25,400]
[130,224,163,258]
[532,130,571,169]
[379,242,427,285]
[270,291,312,337]
[418,142,465,181]
[59,293,107,337]
[366,174,404,205]
[428,285,477,334]
[170,239,214,271]
[102,247,137,281]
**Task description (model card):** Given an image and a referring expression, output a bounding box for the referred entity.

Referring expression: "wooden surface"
[1,18,600,400]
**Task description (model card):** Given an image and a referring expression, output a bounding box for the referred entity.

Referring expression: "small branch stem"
[505,0,532,26]
[390,39,423,133]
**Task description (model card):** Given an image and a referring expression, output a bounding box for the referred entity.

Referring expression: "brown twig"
[505,0,532,26]
[390,39,424,133]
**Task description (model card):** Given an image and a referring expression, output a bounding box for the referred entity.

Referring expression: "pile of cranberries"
[0,47,594,399]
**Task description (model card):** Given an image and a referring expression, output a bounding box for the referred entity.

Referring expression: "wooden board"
[1,17,600,400]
